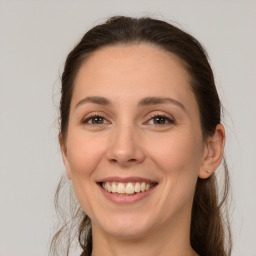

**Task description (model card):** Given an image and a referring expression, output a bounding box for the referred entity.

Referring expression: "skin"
[60,44,225,256]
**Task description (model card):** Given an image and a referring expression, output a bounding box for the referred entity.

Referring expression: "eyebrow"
[75,96,111,109]
[74,96,186,112]
[138,97,186,111]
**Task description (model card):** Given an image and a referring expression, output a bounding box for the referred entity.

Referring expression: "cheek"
[66,131,106,178]
[149,130,203,174]
[148,130,203,205]
[147,132,203,220]
[65,132,108,215]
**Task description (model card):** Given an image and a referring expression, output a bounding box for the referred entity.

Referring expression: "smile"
[101,181,155,195]
[98,177,158,204]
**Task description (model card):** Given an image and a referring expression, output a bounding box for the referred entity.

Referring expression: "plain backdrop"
[0,1,255,255]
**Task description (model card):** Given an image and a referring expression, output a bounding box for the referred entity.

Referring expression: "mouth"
[97,177,158,204]
[100,181,157,195]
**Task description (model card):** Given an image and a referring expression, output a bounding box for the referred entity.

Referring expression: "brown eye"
[148,115,174,125]
[82,115,109,125]
[91,116,104,124]
[153,116,167,124]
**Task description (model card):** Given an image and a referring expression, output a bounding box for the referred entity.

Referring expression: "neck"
[90,213,198,256]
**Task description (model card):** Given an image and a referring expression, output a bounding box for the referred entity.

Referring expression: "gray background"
[0,0,255,255]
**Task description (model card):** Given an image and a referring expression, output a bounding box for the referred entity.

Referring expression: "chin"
[94,212,154,239]
[103,224,150,240]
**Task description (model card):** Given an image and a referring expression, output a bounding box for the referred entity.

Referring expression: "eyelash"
[81,113,175,126]
[146,114,175,126]
[81,113,109,125]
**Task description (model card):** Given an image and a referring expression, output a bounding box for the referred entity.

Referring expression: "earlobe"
[198,169,213,179]
[59,133,72,180]
[198,124,225,179]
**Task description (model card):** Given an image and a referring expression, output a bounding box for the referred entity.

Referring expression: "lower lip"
[98,184,157,204]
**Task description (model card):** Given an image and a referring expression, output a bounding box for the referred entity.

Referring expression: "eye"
[147,115,174,126]
[82,114,109,125]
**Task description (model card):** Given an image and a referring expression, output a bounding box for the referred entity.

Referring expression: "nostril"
[108,158,138,166]
[109,159,118,164]
[128,159,136,162]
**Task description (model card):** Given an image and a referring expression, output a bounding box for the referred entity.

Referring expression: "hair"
[50,16,232,256]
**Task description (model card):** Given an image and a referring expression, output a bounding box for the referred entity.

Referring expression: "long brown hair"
[50,16,232,256]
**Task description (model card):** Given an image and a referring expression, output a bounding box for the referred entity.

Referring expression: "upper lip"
[98,176,158,184]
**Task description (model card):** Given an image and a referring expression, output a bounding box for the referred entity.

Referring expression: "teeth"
[125,183,135,194]
[102,181,154,194]
[112,182,117,193]
[117,183,126,193]
[106,182,112,192]
[141,182,146,192]
[134,182,140,193]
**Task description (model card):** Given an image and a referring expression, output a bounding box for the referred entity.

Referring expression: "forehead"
[71,43,197,109]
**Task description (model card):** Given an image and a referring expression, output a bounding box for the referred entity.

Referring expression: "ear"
[59,133,72,180]
[199,124,225,179]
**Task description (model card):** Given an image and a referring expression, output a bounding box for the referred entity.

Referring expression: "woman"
[50,16,231,256]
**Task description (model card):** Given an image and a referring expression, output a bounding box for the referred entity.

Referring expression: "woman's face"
[61,44,208,238]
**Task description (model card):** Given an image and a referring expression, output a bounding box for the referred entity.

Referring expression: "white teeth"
[117,183,126,194]
[111,182,117,193]
[102,181,154,194]
[141,182,146,192]
[125,183,135,194]
[106,182,112,192]
[134,182,140,193]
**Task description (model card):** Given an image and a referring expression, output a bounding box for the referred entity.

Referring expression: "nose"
[106,124,145,167]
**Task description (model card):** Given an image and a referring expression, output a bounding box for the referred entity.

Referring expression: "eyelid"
[80,111,175,126]
[81,112,111,125]
[144,112,175,126]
